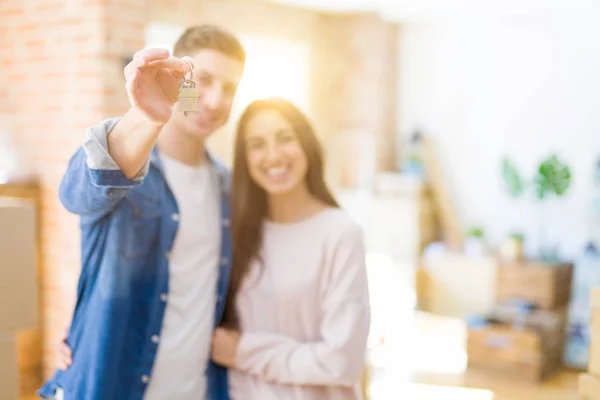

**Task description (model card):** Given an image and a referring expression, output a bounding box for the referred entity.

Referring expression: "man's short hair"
[173,25,246,65]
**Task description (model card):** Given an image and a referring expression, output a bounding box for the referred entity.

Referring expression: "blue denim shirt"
[38,118,232,400]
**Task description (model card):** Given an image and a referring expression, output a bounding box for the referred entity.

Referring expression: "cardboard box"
[579,373,600,400]
[496,260,573,310]
[0,333,19,400]
[467,305,565,381]
[420,252,499,318]
[0,198,38,330]
[16,327,42,394]
[589,288,600,376]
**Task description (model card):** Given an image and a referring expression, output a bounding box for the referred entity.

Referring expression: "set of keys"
[177,59,199,117]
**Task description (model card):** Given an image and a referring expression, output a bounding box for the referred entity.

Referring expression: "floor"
[362,255,581,400]
[366,311,580,400]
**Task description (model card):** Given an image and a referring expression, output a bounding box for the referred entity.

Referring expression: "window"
[230,35,311,122]
[144,23,185,53]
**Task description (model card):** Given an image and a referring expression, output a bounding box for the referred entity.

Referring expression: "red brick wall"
[0,3,18,148]
[2,0,111,383]
[2,0,399,382]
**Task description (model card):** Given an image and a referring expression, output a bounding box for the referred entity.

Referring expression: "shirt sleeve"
[233,223,371,387]
[83,117,150,180]
[58,117,149,223]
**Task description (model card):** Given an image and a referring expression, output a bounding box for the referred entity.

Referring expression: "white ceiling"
[265,0,600,21]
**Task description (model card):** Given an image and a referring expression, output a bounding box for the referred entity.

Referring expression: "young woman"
[210,97,371,399]
[55,97,371,399]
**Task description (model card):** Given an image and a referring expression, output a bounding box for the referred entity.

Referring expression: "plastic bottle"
[563,242,600,368]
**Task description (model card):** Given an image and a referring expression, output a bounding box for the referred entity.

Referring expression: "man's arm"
[105,107,163,179]
[58,110,162,223]
[59,48,191,223]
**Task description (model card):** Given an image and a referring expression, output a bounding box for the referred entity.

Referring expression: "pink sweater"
[228,208,371,400]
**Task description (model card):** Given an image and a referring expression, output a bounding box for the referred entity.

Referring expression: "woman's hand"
[211,327,241,368]
[56,329,72,370]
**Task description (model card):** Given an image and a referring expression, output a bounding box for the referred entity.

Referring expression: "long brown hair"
[222,97,339,328]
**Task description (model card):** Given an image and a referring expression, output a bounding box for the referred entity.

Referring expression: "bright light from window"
[231,35,311,121]
[144,23,185,53]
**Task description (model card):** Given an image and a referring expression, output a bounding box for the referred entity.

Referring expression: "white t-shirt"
[144,153,221,400]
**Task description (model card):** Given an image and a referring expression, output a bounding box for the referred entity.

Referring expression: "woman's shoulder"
[316,207,364,240]
[263,206,364,244]
[317,207,358,225]
[317,208,367,266]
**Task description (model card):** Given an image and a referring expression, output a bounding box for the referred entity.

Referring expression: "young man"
[38,25,246,400]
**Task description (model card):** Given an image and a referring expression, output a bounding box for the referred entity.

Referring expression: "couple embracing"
[38,24,370,400]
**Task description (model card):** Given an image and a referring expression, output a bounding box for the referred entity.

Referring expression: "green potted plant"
[501,231,525,261]
[464,225,486,256]
[500,154,572,262]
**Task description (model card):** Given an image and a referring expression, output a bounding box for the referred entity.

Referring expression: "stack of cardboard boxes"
[579,287,600,399]
[0,198,39,399]
[466,260,572,382]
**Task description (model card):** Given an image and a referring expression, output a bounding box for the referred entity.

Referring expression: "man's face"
[173,49,244,139]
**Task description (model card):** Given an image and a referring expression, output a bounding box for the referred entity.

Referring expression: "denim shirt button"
[151,335,159,343]
[160,293,168,302]
[141,375,149,384]
[171,213,179,222]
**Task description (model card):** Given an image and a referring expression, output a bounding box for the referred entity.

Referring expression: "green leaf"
[534,175,547,200]
[501,157,525,198]
[534,154,572,199]
[509,232,524,241]
[467,226,485,238]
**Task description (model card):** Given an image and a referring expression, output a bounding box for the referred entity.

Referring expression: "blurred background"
[2,0,600,399]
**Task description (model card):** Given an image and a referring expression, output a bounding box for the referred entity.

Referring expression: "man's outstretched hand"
[124,48,194,125]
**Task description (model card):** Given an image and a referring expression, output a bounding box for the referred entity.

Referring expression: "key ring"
[183,59,193,81]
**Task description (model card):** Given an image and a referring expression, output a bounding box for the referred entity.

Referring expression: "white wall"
[397,11,600,260]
